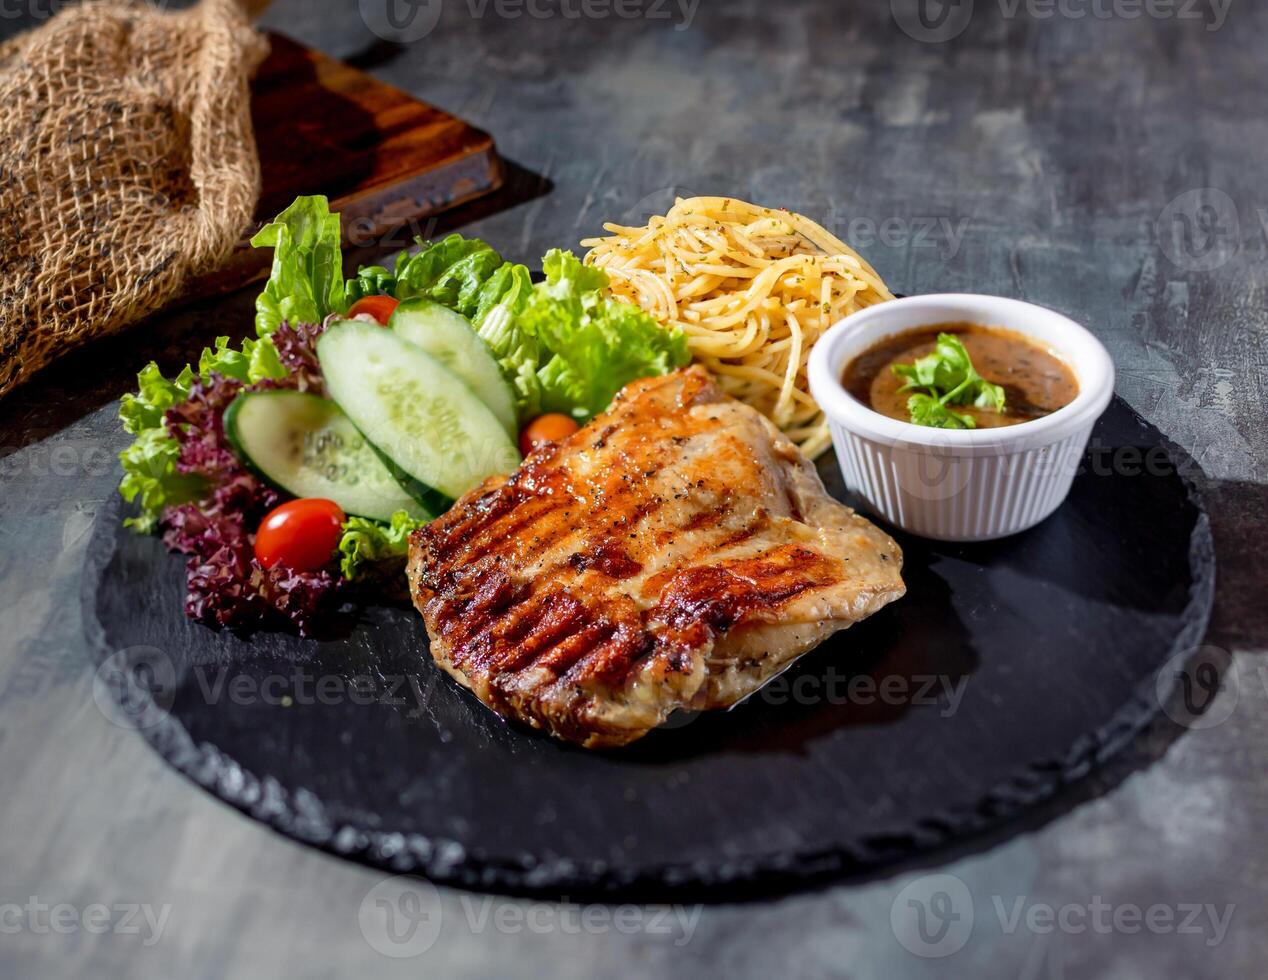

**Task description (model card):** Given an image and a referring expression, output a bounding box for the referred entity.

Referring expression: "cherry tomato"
[519,413,580,456]
[347,295,399,325]
[254,498,346,572]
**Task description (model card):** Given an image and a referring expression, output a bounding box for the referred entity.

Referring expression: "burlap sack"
[0,0,269,397]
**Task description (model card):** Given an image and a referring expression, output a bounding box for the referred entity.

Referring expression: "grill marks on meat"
[647,545,840,633]
[408,367,905,748]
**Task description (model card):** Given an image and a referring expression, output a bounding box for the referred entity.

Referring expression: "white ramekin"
[807,294,1115,542]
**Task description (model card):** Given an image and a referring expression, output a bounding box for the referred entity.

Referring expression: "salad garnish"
[477,249,690,421]
[117,195,689,634]
[251,195,349,335]
[337,510,420,582]
[891,332,1006,429]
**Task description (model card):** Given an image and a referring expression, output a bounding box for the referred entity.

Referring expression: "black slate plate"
[83,396,1213,899]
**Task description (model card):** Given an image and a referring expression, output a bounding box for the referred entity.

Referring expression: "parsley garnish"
[890,333,1006,430]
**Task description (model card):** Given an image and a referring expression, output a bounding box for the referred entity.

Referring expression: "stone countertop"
[1,0,1265,976]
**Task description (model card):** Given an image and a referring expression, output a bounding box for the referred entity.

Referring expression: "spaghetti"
[582,197,894,458]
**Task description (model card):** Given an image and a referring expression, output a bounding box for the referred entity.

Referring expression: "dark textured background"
[1,0,1265,976]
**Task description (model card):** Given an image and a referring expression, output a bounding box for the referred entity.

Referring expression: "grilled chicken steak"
[408,367,905,748]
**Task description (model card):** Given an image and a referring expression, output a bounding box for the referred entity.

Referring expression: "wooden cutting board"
[196,33,503,296]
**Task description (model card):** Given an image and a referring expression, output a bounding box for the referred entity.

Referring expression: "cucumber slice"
[389,299,518,437]
[224,390,430,523]
[317,321,521,506]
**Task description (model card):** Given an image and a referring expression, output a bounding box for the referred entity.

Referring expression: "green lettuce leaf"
[197,335,288,386]
[119,361,192,434]
[470,260,534,327]
[250,195,347,336]
[392,234,507,318]
[338,510,426,581]
[477,250,689,422]
[117,363,203,532]
[346,234,533,330]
